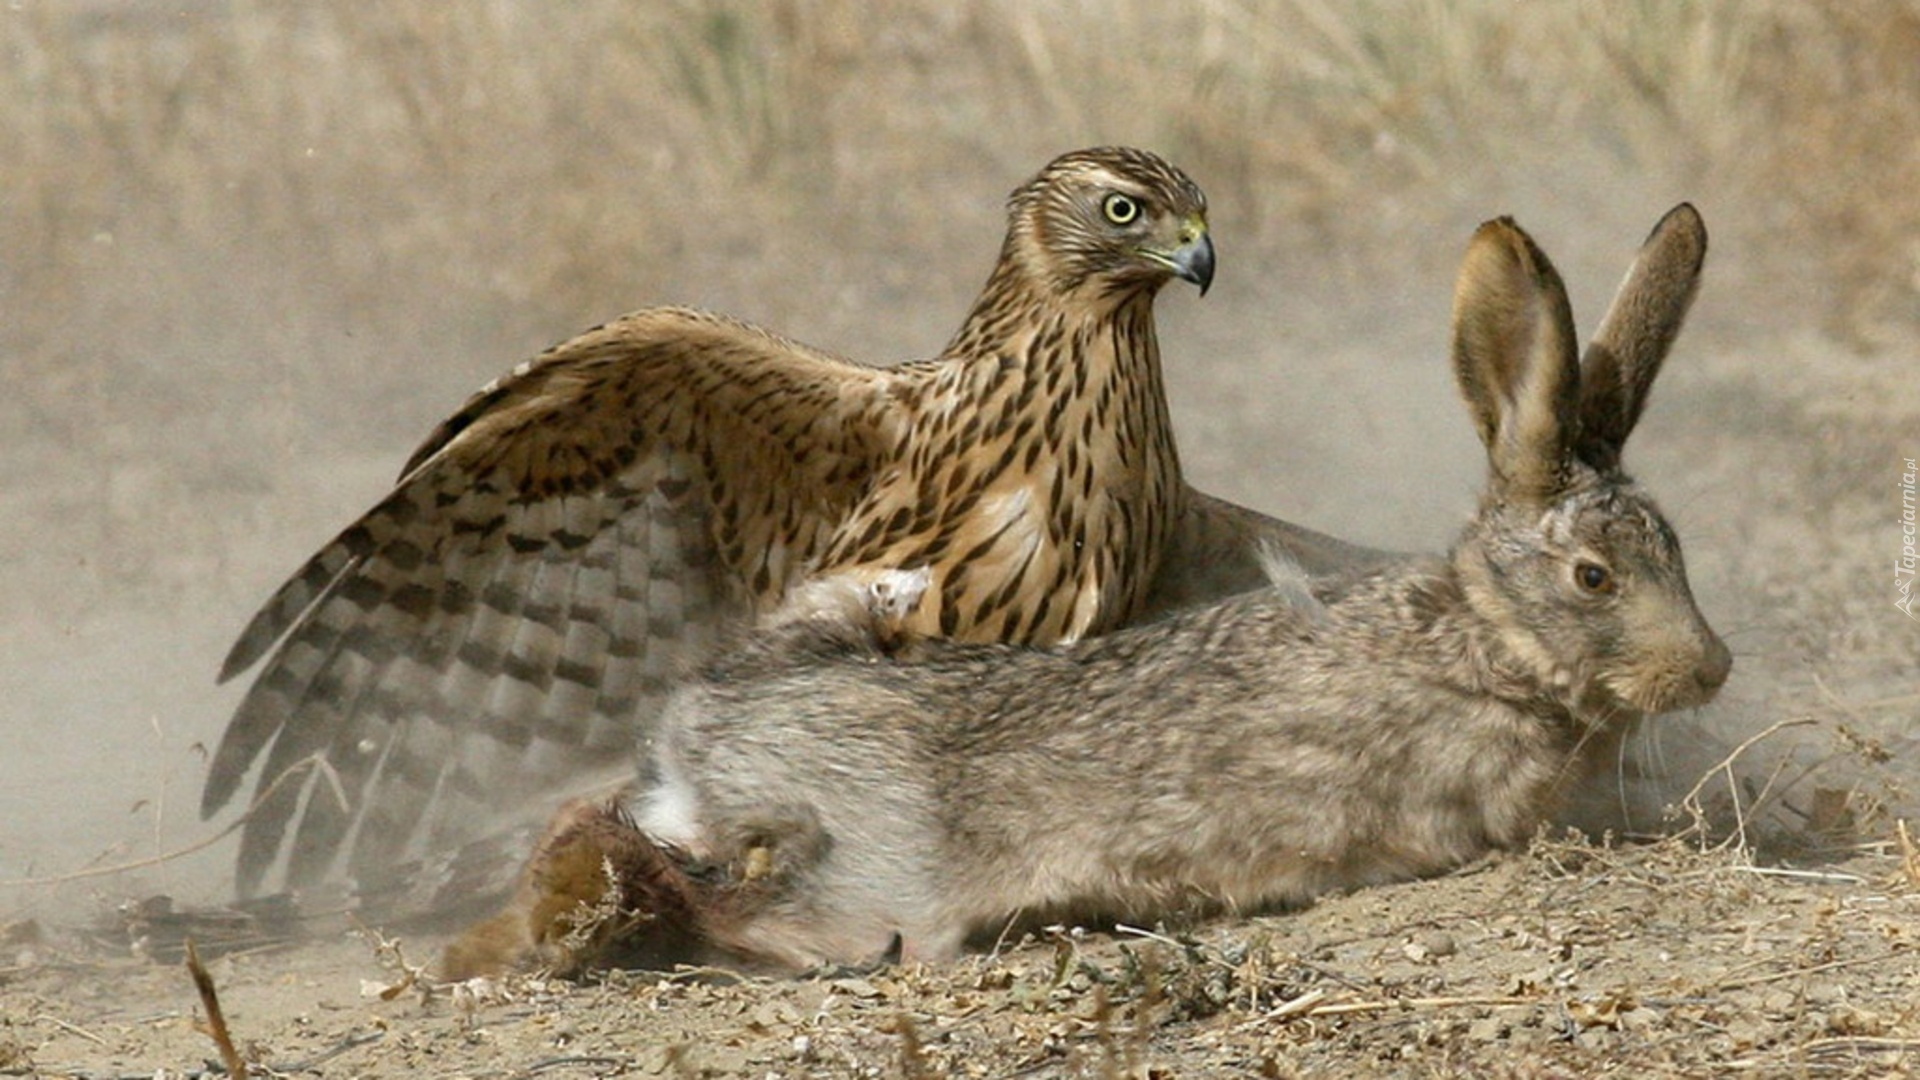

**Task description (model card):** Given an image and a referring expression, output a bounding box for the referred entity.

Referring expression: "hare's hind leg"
[438,798,707,979]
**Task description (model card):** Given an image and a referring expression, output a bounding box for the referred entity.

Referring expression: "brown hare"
[441,206,1730,978]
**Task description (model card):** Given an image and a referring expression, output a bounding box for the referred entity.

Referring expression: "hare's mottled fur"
[626,207,1731,971]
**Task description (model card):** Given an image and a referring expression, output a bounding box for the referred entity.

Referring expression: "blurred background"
[3,0,1914,917]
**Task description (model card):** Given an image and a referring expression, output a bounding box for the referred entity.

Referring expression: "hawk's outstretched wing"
[206,145,1230,908]
[205,308,899,896]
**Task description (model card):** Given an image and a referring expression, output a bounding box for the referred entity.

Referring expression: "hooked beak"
[1159,223,1215,296]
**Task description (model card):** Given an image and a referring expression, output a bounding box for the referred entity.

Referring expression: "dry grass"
[3,1,1914,598]
[8,1,1917,374]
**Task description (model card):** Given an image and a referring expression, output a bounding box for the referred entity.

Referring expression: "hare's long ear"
[1451,217,1581,502]
[1576,203,1707,471]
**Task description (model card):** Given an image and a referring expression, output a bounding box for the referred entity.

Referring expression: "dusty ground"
[7,836,1919,1078]
[5,308,1916,1073]
[4,3,1918,1077]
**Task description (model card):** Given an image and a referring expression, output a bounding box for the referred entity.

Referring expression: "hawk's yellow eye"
[1103,193,1140,225]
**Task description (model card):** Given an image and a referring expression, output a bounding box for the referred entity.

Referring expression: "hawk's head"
[1006,146,1214,301]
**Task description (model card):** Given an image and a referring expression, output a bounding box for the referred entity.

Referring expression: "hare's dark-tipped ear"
[1577,203,1706,470]
[1451,217,1580,501]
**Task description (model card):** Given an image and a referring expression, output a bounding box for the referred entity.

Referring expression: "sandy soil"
[7,836,1918,1078]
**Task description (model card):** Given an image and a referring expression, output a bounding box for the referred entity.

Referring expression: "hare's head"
[1448,207,1731,718]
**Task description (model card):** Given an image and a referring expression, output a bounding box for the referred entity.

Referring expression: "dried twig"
[524,1055,637,1074]
[1676,717,1816,852]
[1,753,343,889]
[185,938,249,1080]
[276,1028,386,1070]
[893,1012,935,1080]
[1728,865,1868,885]
[1284,993,1537,1019]
[1709,945,1914,993]
[1233,992,1537,1030]
[1112,924,1187,951]
[352,918,433,1002]
[1896,819,1920,889]
[1264,987,1330,1020]
[31,1014,108,1047]
[549,854,633,972]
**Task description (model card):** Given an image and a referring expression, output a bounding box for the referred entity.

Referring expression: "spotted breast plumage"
[203,146,1379,904]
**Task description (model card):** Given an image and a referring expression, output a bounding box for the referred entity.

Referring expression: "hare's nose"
[1695,632,1733,695]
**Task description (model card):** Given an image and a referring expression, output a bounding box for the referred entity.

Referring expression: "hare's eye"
[1574,561,1614,594]
[1103,193,1141,225]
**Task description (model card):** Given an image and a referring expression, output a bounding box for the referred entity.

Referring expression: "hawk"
[202,146,1377,903]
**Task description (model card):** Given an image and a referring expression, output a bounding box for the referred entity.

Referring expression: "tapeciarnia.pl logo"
[1899,457,1917,619]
